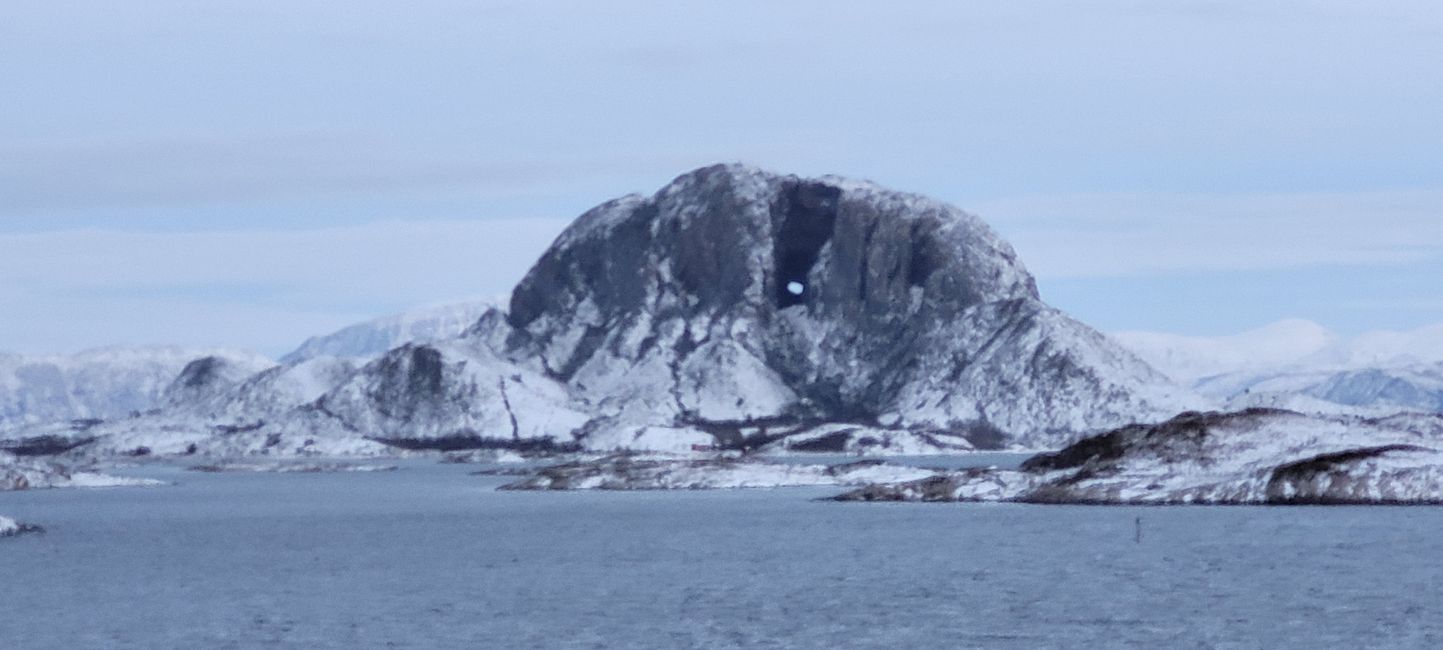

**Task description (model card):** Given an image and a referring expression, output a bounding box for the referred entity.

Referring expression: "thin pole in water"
[1134,516,1142,544]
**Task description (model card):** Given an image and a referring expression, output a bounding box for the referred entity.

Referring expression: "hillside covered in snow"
[836,409,1443,505]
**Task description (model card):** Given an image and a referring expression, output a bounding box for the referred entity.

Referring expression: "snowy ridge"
[281,300,496,364]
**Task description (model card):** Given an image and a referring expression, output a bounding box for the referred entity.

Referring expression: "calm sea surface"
[2,458,1441,649]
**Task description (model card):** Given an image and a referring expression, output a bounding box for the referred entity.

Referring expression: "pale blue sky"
[3,1,1442,355]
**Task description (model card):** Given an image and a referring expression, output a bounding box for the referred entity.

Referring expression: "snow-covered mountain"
[1111,319,1337,385]
[279,163,1201,452]
[1113,320,1443,415]
[280,301,496,364]
[0,347,274,430]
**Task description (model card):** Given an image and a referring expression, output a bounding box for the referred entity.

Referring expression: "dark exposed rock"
[163,355,263,407]
[0,520,44,538]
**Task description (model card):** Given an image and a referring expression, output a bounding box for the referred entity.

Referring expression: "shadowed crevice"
[772,181,841,308]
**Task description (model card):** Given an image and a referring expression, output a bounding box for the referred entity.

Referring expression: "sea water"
[2,460,1441,648]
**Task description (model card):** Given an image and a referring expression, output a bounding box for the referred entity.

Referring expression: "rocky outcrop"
[835,409,1443,504]
[1,451,164,491]
[500,455,935,490]
[0,515,43,538]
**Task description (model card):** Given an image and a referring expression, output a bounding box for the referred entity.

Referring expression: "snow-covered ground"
[187,461,398,473]
[2,452,166,491]
[837,409,1443,505]
[502,454,936,490]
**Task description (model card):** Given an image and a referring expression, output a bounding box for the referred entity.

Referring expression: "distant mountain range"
[2,166,1440,461]
[0,347,273,430]
[1113,320,1443,415]
[0,302,495,432]
[2,164,1203,456]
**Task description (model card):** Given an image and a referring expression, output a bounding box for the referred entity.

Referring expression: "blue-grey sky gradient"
[3,1,1442,355]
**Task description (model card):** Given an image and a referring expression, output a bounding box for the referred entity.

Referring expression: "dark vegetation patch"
[957,420,1008,450]
[1021,408,1299,474]
[1021,429,1130,473]
[176,356,227,389]
[691,415,882,453]
[0,435,96,456]
[785,430,852,452]
[1265,443,1434,504]
[370,434,580,453]
[213,421,265,435]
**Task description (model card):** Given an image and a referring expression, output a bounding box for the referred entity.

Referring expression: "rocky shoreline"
[500,455,935,491]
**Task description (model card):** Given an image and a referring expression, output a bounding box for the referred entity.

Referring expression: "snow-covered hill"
[280,301,495,364]
[0,347,274,430]
[837,409,1443,505]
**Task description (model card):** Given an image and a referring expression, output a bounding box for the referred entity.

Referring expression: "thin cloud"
[975,190,1443,279]
[0,218,570,355]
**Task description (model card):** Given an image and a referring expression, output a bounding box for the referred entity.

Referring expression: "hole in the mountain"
[773,181,841,308]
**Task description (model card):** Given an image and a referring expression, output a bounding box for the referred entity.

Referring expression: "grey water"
[3,461,1442,649]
